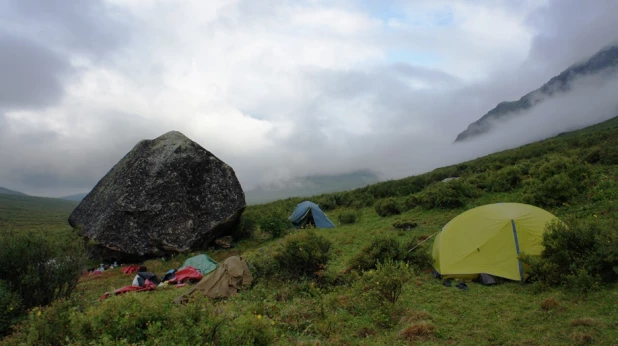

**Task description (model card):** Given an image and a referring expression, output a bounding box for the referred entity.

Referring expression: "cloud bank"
[0,0,617,197]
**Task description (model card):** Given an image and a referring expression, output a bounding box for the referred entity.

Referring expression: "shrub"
[217,314,274,345]
[600,145,618,165]
[417,180,481,209]
[273,231,332,280]
[232,213,258,240]
[522,173,579,207]
[347,236,401,272]
[0,281,22,336]
[338,210,358,225]
[489,166,524,192]
[375,198,402,217]
[403,194,421,211]
[400,240,433,270]
[347,236,431,272]
[360,260,412,304]
[521,219,618,292]
[580,146,602,164]
[0,232,85,309]
[351,193,375,209]
[258,210,292,238]
[392,219,418,230]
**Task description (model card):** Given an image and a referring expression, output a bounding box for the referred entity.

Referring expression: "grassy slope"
[0,194,78,241]
[3,117,618,345]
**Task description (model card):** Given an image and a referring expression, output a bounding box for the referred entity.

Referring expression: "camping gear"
[169,266,203,284]
[432,203,563,282]
[174,256,253,303]
[476,273,498,286]
[162,269,176,282]
[456,282,469,290]
[122,265,141,274]
[288,201,335,228]
[179,254,217,275]
[99,279,156,300]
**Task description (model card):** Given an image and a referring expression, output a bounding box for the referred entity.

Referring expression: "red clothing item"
[121,265,141,274]
[168,266,203,283]
[99,279,156,300]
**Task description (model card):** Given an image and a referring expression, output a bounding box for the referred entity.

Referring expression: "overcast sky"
[1,0,618,197]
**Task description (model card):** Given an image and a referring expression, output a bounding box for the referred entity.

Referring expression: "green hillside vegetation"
[0,194,78,242]
[2,116,618,345]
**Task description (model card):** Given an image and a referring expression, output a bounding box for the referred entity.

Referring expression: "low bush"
[489,166,524,192]
[375,198,402,217]
[522,173,579,207]
[520,219,618,292]
[0,281,22,336]
[215,314,274,345]
[347,236,432,273]
[258,210,292,238]
[338,210,358,225]
[416,180,481,209]
[0,232,85,310]
[400,239,434,270]
[347,237,401,272]
[273,231,332,281]
[360,260,412,305]
[232,212,258,240]
[403,194,421,211]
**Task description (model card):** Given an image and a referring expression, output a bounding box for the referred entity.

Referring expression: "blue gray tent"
[289,201,335,228]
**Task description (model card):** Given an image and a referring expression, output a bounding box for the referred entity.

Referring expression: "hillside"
[2,116,618,345]
[245,170,379,205]
[0,187,26,196]
[455,45,618,142]
[0,194,78,239]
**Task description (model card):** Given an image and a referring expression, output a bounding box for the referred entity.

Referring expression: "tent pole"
[408,231,438,253]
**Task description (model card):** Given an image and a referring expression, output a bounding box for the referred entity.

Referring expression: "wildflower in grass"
[257,314,262,320]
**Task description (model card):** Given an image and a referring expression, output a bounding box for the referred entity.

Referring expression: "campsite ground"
[2,117,618,345]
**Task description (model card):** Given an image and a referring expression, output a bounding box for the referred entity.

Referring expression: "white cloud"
[0,0,617,197]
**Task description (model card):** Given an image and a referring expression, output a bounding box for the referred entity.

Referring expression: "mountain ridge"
[455,44,618,142]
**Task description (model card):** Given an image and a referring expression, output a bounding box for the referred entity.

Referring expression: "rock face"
[68,131,246,260]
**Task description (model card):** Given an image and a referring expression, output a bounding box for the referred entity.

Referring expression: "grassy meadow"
[1,116,618,345]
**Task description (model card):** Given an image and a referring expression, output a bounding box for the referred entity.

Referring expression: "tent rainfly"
[432,203,563,282]
[288,201,335,228]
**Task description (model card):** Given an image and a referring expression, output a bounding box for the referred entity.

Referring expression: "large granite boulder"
[68,131,246,260]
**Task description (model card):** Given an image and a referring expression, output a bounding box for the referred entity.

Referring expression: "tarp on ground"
[174,256,253,302]
[288,201,335,228]
[179,254,217,275]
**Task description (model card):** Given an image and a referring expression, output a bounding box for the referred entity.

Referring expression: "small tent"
[432,203,562,282]
[289,201,335,228]
[179,254,217,275]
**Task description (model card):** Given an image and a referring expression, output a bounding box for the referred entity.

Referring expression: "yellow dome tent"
[432,203,562,282]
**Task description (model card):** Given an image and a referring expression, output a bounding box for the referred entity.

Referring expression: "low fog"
[1,0,617,197]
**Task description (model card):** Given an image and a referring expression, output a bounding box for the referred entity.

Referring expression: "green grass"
[0,194,78,242]
[2,116,618,344]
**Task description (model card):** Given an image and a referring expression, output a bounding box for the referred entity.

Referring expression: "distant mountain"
[245,170,380,205]
[455,45,618,142]
[0,186,27,196]
[59,193,88,202]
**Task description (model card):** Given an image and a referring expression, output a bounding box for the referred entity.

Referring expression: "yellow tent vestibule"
[432,203,562,282]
